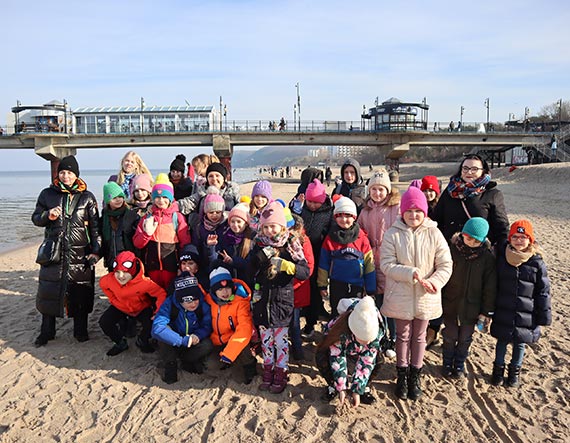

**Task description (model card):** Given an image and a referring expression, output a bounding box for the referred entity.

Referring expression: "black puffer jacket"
[490,244,552,344]
[32,180,101,317]
[299,197,333,263]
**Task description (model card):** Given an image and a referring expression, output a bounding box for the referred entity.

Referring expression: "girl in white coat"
[380,187,452,400]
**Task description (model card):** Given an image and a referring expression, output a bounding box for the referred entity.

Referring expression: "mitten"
[270,257,296,275]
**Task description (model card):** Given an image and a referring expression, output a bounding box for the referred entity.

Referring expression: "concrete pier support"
[212,134,233,179]
[33,136,76,180]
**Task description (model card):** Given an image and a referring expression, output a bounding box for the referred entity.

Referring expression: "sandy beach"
[0,163,568,442]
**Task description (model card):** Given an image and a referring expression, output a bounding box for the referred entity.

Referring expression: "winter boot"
[269,367,288,394]
[243,362,258,385]
[408,366,423,400]
[106,338,129,356]
[490,364,505,386]
[135,336,155,353]
[395,366,409,400]
[259,364,273,391]
[162,361,178,384]
[506,365,521,388]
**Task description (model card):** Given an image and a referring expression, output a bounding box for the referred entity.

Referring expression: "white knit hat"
[348,296,379,343]
[367,168,391,193]
[333,196,357,217]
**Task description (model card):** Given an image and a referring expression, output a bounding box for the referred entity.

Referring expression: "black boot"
[395,366,408,400]
[162,361,178,384]
[243,362,258,385]
[35,315,56,347]
[490,364,505,386]
[106,338,129,356]
[506,365,521,388]
[408,366,423,400]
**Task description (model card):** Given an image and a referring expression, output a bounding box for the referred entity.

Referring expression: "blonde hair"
[116,151,152,185]
[192,153,220,177]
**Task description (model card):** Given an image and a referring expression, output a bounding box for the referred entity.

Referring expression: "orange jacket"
[205,279,253,362]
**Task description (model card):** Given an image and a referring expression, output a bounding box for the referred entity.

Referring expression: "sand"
[0,163,568,442]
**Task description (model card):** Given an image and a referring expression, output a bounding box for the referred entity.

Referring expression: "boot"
[490,364,505,386]
[395,366,408,400]
[135,336,155,353]
[106,338,129,356]
[408,366,423,400]
[269,367,288,394]
[506,365,521,388]
[162,361,178,384]
[259,364,273,391]
[243,362,258,385]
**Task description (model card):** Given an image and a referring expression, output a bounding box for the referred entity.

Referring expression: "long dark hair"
[455,154,490,177]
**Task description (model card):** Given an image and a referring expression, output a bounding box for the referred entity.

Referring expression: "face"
[215,286,233,301]
[262,223,283,237]
[343,165,357,184]
[305,200,323,211]
[180,260,198,275]
[181,299,199,311]
[170,170,183,181]
[510,233,531,251]
[335,213,355,229]
[122,154,137,174]
[461,158,485,183]
[58,170,77,186]
[207,171,225,188]
[253,195,269,209]
[206,210,223,223]
[153,196,171,209]
[114,270,133,286]
[134,189,149,201]
[109,196,124,210]
[230,216,246,234]
[423,189,437,202]
[369,185,388,203]
[403,209,425,229]
[462,233,482,248]
[193,160,206,176]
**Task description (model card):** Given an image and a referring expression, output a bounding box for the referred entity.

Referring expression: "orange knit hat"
[508,219,535,243]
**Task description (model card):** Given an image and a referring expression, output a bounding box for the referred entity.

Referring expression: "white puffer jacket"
[380,217,452,321]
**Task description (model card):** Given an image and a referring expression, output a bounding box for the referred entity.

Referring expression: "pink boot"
[269,367,288,394]
[259,364,273,391]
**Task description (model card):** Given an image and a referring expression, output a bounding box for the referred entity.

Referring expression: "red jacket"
[293,232,314,308]
[99,258,167,316]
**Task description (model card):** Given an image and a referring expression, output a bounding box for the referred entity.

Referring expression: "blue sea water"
[0,167,260,253]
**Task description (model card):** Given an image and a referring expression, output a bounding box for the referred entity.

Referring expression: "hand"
[219,250,233,264]
[320,289,329,299]
[143,216,159,236]
[87,254,99,267]
[190,334,199,345]
[206,234,218,246]
[351,392,360,408]
[297,194,305,204]
[181,335,192,348]
[419,279,437,294]
[48,206,62,221]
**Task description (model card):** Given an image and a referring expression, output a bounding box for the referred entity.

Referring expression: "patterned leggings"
[259,326,289,370]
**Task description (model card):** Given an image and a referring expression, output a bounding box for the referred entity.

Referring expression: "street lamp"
[295,82,301,131]
[293,104,297,131]
[460,105,465,128]
[223,104,227,131]
[140,97,145,134]
[484,98,490,131]
[362,105,366,131]
[557,99,562,131]
[219,96,223,131]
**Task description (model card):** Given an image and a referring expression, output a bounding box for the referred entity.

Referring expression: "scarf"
[255,231,305,262]
[505,244,534,267]
[329,222,360,245]
[224,228,244,246]
[452,233,489,261]
[447,174,491,200]
[203,212,228,232]
[102,205,130,250]
[121,173,135,198]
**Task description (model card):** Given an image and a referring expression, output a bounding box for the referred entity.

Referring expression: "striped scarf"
[447,174,491,200]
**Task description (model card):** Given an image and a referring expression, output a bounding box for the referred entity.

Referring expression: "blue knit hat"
[209,267,234,294]
[462,217,489,243]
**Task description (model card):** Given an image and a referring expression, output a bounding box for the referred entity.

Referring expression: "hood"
[341,158,362,185]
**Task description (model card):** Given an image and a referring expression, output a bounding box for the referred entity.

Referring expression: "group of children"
[41,153,553,406]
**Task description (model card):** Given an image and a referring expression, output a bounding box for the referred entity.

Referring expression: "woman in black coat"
[32,156,101,346]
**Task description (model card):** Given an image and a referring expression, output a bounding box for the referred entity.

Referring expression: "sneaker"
[442,365,454,377]
[322,385,337,401]
[106,339,129,356]
[360,387,377,405]
[135,336,155,353]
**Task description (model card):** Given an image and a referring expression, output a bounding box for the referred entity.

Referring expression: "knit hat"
[259,201,287,228]
[179,244,200,263]
[132,173,153,194]
[400,186,428,217]
[509,219,535,244]
[409,179,422,189]
[170,154,186,173]
[58,155,80,177]
[348,296,379,344]
[251,180,272,200]
[337,297,359,315]
[305,179,327,203]
[333,196,357,218]
[206,163,227,180]
[174,272,203,303]
[240,195,252,205]
[420,175,440,195]
[367,169,391,193]
[113,250,138,277]
[462,217,489,243]
[152,173,174,202]
[203,187,225,213]
[228,203,249,223]
[209,267,234,294]
[103,181,126,205]
[283,207,295,228]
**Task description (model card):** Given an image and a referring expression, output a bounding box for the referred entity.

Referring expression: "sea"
[0,167,261,253]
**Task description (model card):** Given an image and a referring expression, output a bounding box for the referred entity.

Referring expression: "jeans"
[494,340,526,367]
[442,318,475,369]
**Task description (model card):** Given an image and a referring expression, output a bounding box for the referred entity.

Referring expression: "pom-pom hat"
[305,179,327,203]
[367,169,391,193]
[228,203,249,223]
[462,217,489,243]
[174,272,203,303]
[348,296,379,344]
[203,187,225,213]
[509,219,535,244]
[400,186,428,217]
[251,180,272,200]
[333,196,357,217]
[259,201,286,227]
[103,181,126,205]
[170,154,186,173]
[421,175,440,195]
[152,173,174,202]
[209,267,234,294]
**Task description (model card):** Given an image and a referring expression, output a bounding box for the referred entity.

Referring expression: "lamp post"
[63,99,68,133]
[557,99,562,131]
[484,98,490,131]
[223,104,227,131]
[15,100,21,133]
[219,96,223,131]
[293,104,297,131]
[460,105,465,128]
[362,105,366,131]
[295,82,300,132]
[140,97,145,134]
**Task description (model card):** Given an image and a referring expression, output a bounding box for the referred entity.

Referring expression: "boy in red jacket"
[99,251,166,356]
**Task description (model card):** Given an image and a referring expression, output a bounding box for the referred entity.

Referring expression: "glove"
[270,257,296,275]
[181,335,192,348]
[220,355,232,370]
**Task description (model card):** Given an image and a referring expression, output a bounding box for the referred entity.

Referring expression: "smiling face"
[109,196,124,210]
[461,158,485,183]
[423,189,437,202]
[207,171,225,188]
[170,169,183,181]
[334,213,355,229]
[206,210,223,224]
[215,286,233,301]
[133,188,149,202]
[253,194,269,210]
[368,185,388,203]
[262,223,283,237]
[58,170,77,186]
[229,216,246,234]
[180,259,198,275]
[403,209,425,229]
[462,233,482,248]
[180,299,200,311]
[114,270,133,286]
[510,233,531,251]
[153,196,171,209]
[122,154,137,174]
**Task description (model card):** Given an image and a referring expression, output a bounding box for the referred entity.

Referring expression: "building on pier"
[363,97,429,132]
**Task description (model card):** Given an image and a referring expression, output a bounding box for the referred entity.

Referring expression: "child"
[316,296,383,408]
[441,217,496,378]
[179,243,200,276]
[249,180,272,232]
[420,175,440,219]
[124,174,153,245]
[318,196,376,317]
[100,182,133,272]
[357,169,400,358]
[168,154,194,200]
[490,220,551,387]
[380,187,452,400]
[250,201,310,393]
[331,158,366,212]
[152,272,214,384]
[99,251,166,356]
[204,267,257,384]
[133,174,191,290]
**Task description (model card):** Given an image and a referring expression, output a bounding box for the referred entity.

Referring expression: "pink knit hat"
[203,187,225,213]
[305,179,326,203]
[259,201,286,227]
[228,203,249,223]
[132,174,153,194]
[400,186,428,216]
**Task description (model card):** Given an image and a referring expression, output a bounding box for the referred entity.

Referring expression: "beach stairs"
[522,124,570,164]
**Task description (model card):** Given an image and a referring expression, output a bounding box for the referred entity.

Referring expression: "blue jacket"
[151,294,213,347]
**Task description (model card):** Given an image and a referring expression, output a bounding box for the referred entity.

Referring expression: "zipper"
[216,306,224,344]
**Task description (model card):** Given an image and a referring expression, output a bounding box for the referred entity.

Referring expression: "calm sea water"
[0,168,260,253]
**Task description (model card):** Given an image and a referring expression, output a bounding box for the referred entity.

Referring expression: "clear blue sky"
[1,0,568,169]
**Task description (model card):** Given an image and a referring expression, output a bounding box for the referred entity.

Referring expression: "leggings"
[259,326,289,370]
[395,318,429,368]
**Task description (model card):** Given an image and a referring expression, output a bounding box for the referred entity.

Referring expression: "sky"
[1,0,569,170]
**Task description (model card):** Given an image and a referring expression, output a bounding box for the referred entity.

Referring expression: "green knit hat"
[462,217,489,243]
[103,181,126,205]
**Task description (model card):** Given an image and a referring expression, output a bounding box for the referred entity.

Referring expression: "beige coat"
[380,217,452,321]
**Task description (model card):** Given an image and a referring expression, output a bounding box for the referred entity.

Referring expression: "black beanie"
[58,155,80,177]
[206,162,227,180]
[170,154,186,173]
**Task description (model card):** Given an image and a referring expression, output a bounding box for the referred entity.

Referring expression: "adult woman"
[108,151,152,199]
[32,156,101,346]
